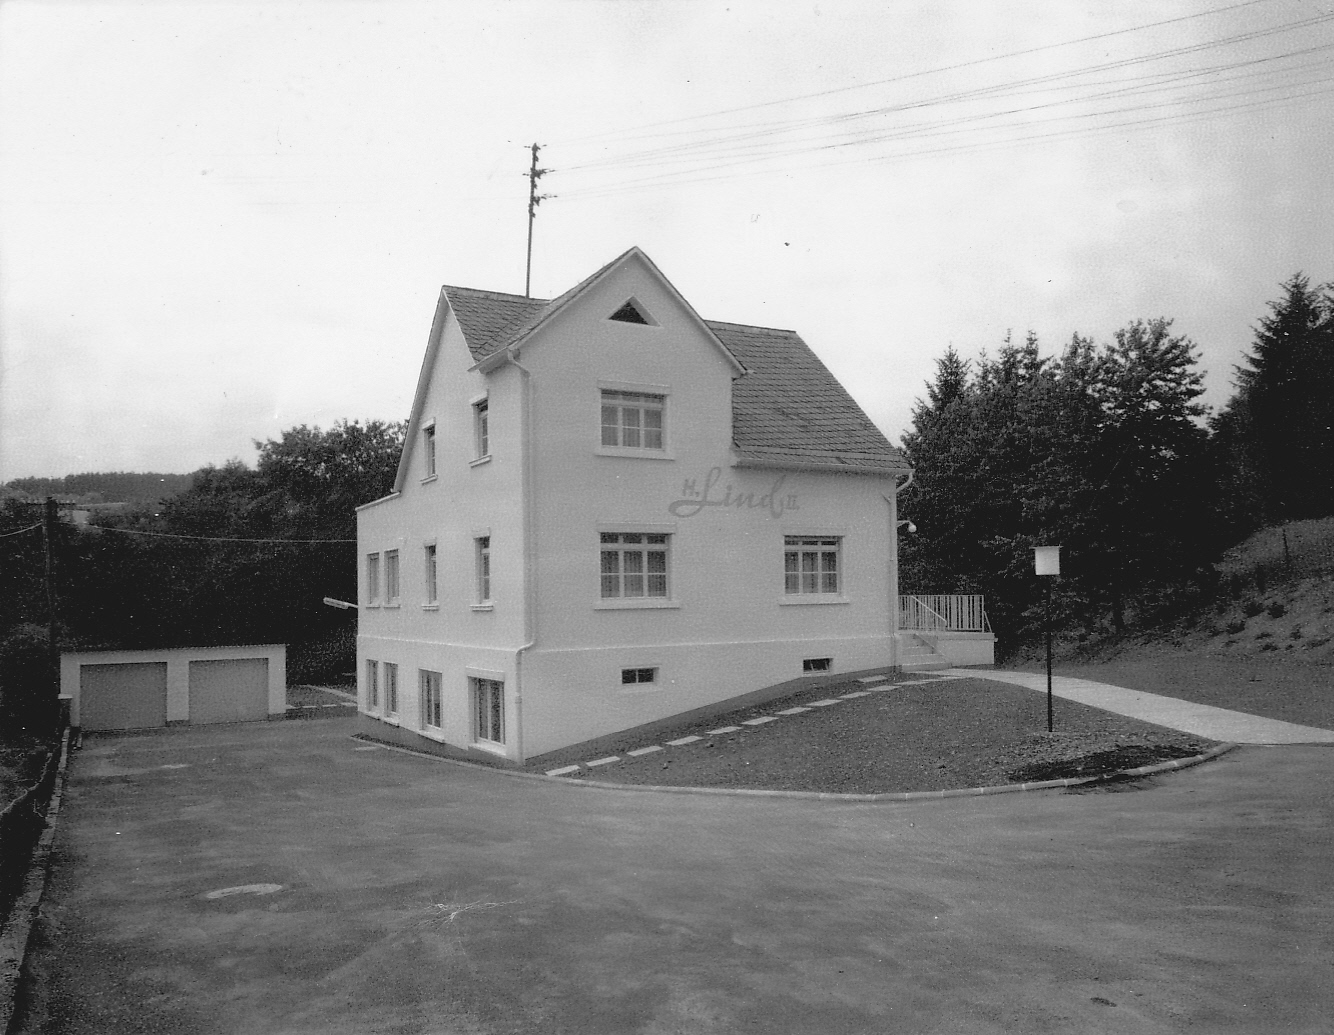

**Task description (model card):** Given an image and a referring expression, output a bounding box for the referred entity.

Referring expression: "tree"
[158,460,265,537]
[1229,274,1334,522]
[902,319,1212,644]
[1078,319,1210,629]
[54,420,405,681]
[251,419,406,539]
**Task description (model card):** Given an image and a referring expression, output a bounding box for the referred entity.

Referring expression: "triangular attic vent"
[609,299,653,325]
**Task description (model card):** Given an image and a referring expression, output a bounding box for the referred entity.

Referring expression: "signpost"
[1033,546,1060,733]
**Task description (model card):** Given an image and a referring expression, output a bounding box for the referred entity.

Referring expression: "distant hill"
[3,471,195,509]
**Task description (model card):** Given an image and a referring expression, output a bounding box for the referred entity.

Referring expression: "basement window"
[802,657,832,674]
[621,667,657,686]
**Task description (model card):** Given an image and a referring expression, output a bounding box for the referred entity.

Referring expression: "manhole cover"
[204,883,284,900]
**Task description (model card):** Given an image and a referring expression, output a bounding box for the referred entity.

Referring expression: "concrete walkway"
[947,669,1334,744]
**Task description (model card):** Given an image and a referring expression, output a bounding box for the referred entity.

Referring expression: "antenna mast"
[525,142,551,298]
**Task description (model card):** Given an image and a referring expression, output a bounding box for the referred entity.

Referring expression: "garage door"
[189,658,269,724]
[80,662,168,731]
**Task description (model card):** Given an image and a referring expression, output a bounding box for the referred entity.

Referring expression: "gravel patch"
[525,676,1216,794]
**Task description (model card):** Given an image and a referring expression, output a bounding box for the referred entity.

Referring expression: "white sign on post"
[1033,546,1061,576]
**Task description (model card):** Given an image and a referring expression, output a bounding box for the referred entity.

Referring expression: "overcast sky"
[2,0,1331,481]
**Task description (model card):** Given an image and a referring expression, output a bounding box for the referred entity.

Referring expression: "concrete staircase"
[898,632,951,672]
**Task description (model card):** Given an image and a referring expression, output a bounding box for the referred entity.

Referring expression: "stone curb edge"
[0,727,73,1033]
[351,734,1239,802]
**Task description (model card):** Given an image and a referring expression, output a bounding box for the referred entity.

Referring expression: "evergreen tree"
[902,319,1212,643]
[1231,274,1334,521]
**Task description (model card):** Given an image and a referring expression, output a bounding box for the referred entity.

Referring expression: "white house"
[356,247,920,765]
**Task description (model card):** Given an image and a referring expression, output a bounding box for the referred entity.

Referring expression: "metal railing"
[899,594,991,632]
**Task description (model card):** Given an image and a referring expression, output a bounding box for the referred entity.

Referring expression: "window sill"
[422,604,439,611]
[780,596,850,606]
[469,455,492,468]
[471,739,508,757]
[471,603,494,612]
[419,727,446,742]
[594,598,680,610]
[365,602,381,609]
[420,474,438,484]
[380,714,401,726]
[595,447,675,461]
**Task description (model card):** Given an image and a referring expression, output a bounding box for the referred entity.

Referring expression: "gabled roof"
[444,287,545,360]
[448,247,744,375]
[439,254,907,475]
[709,321,908,474]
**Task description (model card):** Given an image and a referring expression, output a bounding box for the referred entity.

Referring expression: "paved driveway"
[15,719,1334,1034]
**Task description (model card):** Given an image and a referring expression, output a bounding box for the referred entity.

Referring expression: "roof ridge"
[704,318,799,335]
[444,285,550,304]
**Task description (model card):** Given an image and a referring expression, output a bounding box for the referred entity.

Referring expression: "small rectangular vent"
[802,657,832,673]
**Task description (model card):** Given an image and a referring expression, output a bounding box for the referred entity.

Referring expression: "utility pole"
[43,496,60,721]
[525,142,551,298]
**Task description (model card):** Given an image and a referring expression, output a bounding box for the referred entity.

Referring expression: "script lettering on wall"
[668,467,798,519]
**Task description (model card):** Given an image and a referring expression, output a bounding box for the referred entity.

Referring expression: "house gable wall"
[357,303,526,752]
[357,252,903,762]
[514,259,897,755]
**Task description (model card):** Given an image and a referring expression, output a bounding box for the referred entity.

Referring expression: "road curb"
[351,734,1239,803]
[0,728,73,1034]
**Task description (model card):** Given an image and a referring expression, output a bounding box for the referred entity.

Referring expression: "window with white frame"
[366,659,379,710]
[472,677,504,744]
[424,543,438,605]
[475,536,491,604]
[420,669,442,730]
[473,399,489,459]
[784,536,841,595]
[366,553,381,605]
[422,423,436,478]
[600,533,669,598]
[384,662,399,717]
[385,549,400,604]
[600,390,664,450]
[621,667,657,686]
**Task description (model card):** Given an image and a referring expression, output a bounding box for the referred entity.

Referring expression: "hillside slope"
[1005,519,1334,729]
[1058,517,1334,665]
[1180,517,1334,662]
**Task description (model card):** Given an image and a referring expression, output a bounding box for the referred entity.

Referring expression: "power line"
[557,11,1334,183]
[555,0,1282,146]
[550,19,1334,202]
[91,525,356,545]
[0,522,42,539]
[557,81,1334,204]
[552,74,1333,205]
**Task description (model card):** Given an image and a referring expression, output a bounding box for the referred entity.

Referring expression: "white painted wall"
[357,254,903,762]
[60,643,286,727]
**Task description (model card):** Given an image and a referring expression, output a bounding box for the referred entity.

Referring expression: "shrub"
[286,626,356,686]
[1225,618,1246,635]
[0,624,58,739]
[1243,599,1265,617]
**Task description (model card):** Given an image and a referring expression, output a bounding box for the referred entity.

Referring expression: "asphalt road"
[13,719,1334,1034]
